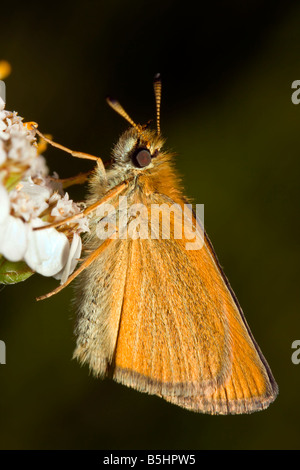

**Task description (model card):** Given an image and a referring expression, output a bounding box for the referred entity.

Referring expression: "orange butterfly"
[36,74,278,414]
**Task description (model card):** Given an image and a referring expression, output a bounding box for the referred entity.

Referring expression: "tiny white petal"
[51,192,83,222]
[19,179,51,204]
[0,140,6,164]
[9,178,53,222]
[26,155,49,177]
[54,233,82,284]
[68,234,82,274]
[0,132,10,141]
[24,218,70,277]
[48,191,61,205]
[0,215,28,261]
[0,183,10,223]
[75,216,90,234]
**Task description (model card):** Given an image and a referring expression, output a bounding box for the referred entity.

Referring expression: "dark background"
[0,0,300,449]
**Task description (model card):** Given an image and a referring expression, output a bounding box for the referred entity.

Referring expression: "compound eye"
[133,148,152,168]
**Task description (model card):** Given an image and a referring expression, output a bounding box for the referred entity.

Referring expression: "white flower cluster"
[0,97,89,284]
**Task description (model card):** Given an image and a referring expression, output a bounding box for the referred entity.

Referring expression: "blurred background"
[0,0,299,450]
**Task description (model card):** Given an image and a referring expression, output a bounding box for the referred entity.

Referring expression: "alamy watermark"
[0,340,6,364]
[291,340,300,364]
[291,80,300,105]
[95,198,205,250]
[0,81,6,103]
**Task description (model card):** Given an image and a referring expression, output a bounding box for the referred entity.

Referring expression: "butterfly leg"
[29,125,107,181]
[47,171,92,189]
[34,178,131,231]
[36,236,115,301]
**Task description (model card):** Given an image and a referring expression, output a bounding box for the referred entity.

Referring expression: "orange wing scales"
[74,164,278,414]
[110,197,278,414]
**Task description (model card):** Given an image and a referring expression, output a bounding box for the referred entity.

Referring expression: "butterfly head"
[107,74,164,171]
[111,126,164,171]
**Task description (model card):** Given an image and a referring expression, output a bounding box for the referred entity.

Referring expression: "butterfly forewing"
[73,125,278,415]
[109,197,277,413]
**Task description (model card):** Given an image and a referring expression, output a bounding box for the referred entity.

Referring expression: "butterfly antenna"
[153,73,162,134]
[106,97,142,134]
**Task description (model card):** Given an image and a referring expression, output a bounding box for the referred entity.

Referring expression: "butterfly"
[35,74,278,414]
